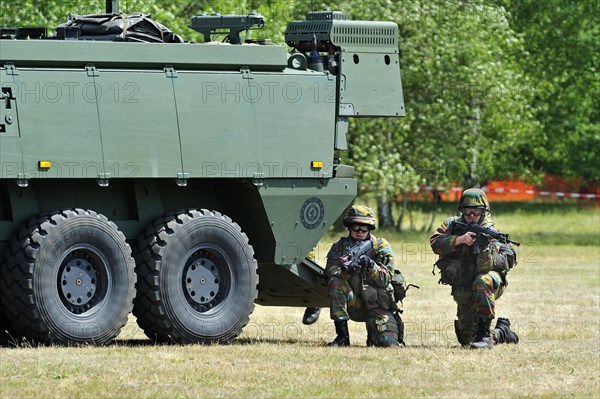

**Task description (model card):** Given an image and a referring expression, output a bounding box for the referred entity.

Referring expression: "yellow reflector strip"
[311,161,323,169]
[38,161,52,169]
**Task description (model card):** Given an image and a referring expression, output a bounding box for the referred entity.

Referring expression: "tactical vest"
[360,235,398,311]
[433,219,477,287]
[433,219,516,286]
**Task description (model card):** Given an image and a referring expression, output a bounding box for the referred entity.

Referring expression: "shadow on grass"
[0,335,158,348]
[0,335,328,348]
[1,333,465,349]
[234,336,329,346]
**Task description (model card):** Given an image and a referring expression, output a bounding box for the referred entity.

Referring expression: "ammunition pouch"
[378,285,395,310]
[475,240,495,275]
[391,269,407,302]
[493,244,517,274]
[434,257,463,286]
[361,284,394,311]
[361,269,414,311]
[361,285,378,310]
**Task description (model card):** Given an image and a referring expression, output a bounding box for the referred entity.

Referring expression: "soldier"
[430,188,519,349]
[302,306,321,325]
[325,205,402,347]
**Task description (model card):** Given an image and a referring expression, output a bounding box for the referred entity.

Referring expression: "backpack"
[56,13,184,43]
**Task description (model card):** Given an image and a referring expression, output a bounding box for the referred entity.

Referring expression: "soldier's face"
[349,224,370,240]
[461,207,484,223]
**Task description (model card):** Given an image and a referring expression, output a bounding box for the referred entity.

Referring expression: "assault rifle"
[450,220,520,254]
[339,240,373,272]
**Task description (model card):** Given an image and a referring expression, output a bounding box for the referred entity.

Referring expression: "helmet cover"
[343,205,377,230]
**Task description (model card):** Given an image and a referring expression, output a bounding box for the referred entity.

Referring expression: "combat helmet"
[343,205,377,230]
[458,188,490,210]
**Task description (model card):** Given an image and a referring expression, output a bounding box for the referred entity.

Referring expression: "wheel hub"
[60,256,97,306]
[58,250,104,313]
[184,255,220,305]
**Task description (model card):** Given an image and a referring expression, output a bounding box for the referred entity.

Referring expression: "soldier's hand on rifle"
[358,255,374,270]
[456,231,476,246]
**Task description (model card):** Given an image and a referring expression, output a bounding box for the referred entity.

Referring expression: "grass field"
[1,204,599,398]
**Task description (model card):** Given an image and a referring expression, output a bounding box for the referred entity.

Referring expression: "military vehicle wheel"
[0,209,136,345]
[0,275,14,344]
[0,307,12,345]
[133,209,258,344]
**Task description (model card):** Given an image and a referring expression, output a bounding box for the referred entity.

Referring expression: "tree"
[500,0,600,184]
[296,1,538,228]
[1,0,551,229]
[0,0,295,44]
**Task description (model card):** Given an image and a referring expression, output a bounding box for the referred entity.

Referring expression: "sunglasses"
[461,208,484,217]
[350,225,370,233]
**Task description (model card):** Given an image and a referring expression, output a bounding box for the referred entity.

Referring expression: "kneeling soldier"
[326,205,404,347]
[430,188,519,349]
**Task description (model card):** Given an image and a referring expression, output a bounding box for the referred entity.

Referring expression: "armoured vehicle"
[0,2,404,344]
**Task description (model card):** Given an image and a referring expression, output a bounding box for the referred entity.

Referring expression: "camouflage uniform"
[430,188,517,348]
[430,215,505,344]
[326,234,400,347]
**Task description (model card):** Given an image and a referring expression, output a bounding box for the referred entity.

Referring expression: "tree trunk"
[465,94,481,189]
[395,190,409,232]
[377,196,394,229]
[424,189,441,233]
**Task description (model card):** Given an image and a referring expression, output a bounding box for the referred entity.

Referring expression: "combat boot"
[328,320,350,347]
[470,317,493,349]
[494,317,519,344]
[454,320,470,347]
[302,307,321,325]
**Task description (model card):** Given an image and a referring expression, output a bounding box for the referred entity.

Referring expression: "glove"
[358,255,373,269]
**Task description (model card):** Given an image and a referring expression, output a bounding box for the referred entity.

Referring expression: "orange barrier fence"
[419,175,599,202]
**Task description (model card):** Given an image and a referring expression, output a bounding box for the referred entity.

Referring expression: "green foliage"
[400,1,538,185]
[0,0,102,28]
[289,2,540,206]
[324,1,542,228]
[0,0,297,44]
[501,0,600,184]
[1,0,595,209]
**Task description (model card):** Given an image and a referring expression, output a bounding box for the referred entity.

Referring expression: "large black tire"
[0,306,12,345]
[0,209,136,345]
[0,261,13,345]
[133,209,258,344]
